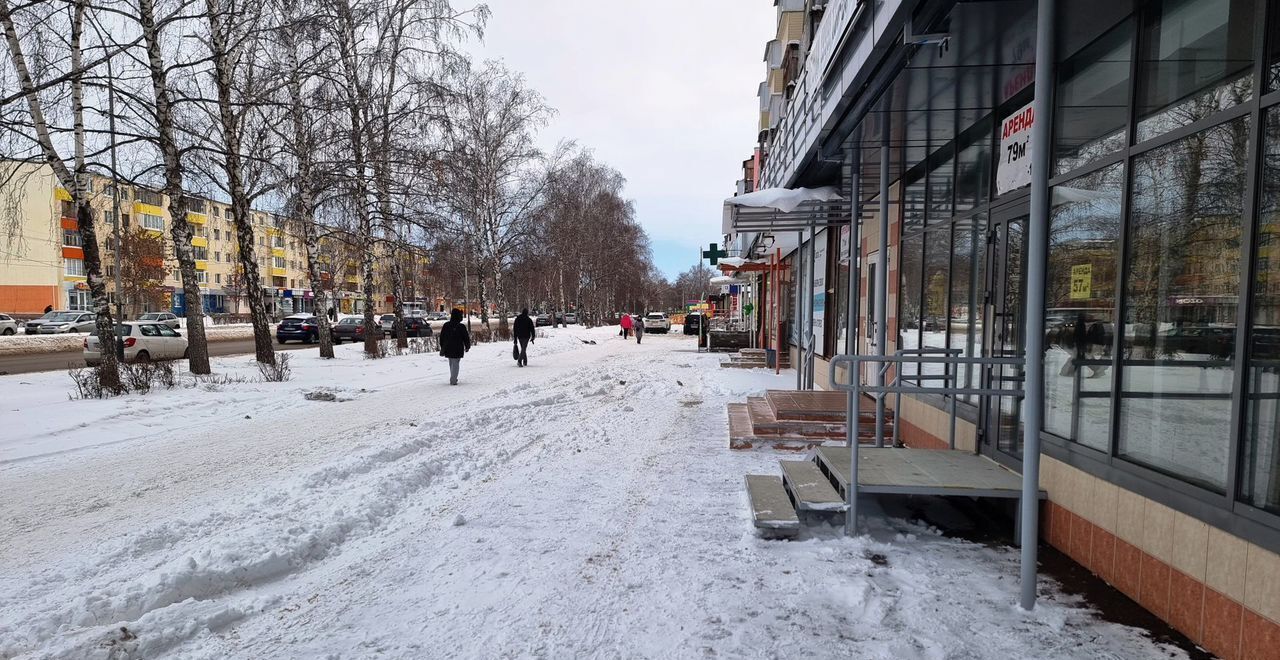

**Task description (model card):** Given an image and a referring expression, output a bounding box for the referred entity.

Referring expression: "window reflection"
[1119,117,1249,491]
[952,215,986,398]
[1244,107,1280,515]
[1135,0,1256,142]
[1055,20,1132,175]
[899,233,924,380]
[1044,164,1124,450]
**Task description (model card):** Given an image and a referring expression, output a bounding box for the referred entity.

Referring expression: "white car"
[563,312,578,325]
[38,311,97,334]
[137,311,181,329]
[643,312,672,334]
[84,320,188,365]
[0,313,17,335]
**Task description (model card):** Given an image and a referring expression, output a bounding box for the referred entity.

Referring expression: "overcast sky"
[466,1,776,280]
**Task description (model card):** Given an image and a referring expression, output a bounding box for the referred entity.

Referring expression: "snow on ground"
[0,326,1186,659]
[0,324,255,357]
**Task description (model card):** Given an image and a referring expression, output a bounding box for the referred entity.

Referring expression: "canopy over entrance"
[722,186,850,234]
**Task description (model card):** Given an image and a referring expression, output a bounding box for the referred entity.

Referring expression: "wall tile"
[1142,501,1175,563]
[1202,587,1243,660]
[1245,544,1280,625]
[1070,514,1093,567]
[1241,608,1280,660]
[1093,480,1119,534]
[1051,502,1071,550]
[1168,569,1204,645]
[1207,526,1249,603]
[1116,488,1146,546]
[1041,501,1054,543]
[1114,539,1143,602]
[1140,552,1171,620]
[1169,514,1209,582]
[1091,527,1117,586]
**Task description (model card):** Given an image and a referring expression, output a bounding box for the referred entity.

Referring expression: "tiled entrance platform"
[719,348,790,370]
[727,390,894,450]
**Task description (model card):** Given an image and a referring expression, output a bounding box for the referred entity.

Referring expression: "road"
[0,338,315,376]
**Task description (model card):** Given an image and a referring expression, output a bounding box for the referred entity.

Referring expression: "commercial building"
[0,163,428,318]
[727,1,1280,655]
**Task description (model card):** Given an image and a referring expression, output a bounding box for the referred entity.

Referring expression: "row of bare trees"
[0,0,657,391]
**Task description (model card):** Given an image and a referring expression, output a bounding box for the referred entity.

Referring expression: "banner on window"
[996,101,1035,196]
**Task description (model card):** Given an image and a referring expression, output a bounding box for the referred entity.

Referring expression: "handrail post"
[847,360,860,535]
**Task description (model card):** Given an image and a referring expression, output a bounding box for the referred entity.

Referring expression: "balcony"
[188,212,207,225]
[55,187,72,202]
[196,260,208,271]
[271,247,286,258]
[133,201,165,218]
[191,236,208,248]
[272,267,287,278]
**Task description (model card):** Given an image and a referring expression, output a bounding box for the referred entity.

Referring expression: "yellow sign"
[1070,264,1092,300]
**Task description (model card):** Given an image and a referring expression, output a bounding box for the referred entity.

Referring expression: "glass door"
[982,207,1028,460]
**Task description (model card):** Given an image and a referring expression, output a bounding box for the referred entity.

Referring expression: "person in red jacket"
[619,312,633,339]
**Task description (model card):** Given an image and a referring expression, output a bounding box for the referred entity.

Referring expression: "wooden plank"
[745,475,800,537]
[780,460,844,512]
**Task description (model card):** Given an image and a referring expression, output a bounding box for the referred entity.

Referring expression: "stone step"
[745,475,800,538]
[779,460,844,512]
[746,397,889,438]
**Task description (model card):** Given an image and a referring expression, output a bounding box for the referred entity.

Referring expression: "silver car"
[37,311,97,334]
[0,313,17,335]
[138,311,181,329]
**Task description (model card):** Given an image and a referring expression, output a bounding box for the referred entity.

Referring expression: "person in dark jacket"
[513,308,536,367]
[634,314,645,344]
[439,308,471,385]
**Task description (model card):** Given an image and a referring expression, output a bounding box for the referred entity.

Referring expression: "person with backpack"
[439,308,471,385]
[513,308,536,367]
[634,314,645,344]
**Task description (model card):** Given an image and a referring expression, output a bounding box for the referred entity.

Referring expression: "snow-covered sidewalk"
[0,327,1185,659]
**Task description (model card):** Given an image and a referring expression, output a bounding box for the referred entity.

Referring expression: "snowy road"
[0,328,1185,659]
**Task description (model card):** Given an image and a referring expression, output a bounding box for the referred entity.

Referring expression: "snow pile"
[0,324,256,357]
[0,326,1187,659]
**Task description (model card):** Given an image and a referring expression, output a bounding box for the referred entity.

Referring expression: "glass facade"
[873,0,1280,532]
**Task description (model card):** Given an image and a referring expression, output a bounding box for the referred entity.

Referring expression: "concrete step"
[780,460,844,512]
[745,475,800,538]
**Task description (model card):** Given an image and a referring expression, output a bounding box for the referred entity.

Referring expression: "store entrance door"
[981,204,1028,463]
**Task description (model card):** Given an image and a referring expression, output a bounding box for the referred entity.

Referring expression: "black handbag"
[512,342,520,360]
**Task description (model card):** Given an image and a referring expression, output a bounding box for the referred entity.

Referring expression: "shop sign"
[997,101,1035,195]
[1070,264,1092,300]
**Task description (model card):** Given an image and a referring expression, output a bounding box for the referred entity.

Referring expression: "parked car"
[403,315,430,337]
[535,313,552,327]
[84,320,188,365]
[644,312,672,334]
[428,311,448,321]
[38,311,97,334]
[137,311,181,329]
[24,310,63,334]
[683,312,705,335]
[563,312,578,325]
[331,316,384,343]
[276,314,319,344]
[0,313,17,335]
[379,314,398,332]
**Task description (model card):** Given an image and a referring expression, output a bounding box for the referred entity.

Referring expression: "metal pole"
[807,225,816,389]
[106,56,123,359]
[875,120,890,446]
[846,366,861,534]
[788,230,798,388]
[1019,0,1054,611]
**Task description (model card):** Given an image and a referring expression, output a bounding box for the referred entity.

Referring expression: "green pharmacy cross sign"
[703,243,728,266]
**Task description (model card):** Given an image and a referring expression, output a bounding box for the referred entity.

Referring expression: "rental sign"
[996,101,1035,196]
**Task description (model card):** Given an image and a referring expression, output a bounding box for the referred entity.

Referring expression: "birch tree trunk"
[137,0,211,374]
[0,0,121,390]
[206,0,275,365]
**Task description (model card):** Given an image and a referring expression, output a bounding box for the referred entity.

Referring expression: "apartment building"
[726,1,1280,656]
[0,162,423,318]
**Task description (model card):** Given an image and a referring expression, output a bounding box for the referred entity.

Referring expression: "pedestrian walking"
[327,306,337,322]
[439,308,471,385]
[43,304,52,314]
[620,312,633,339]
[635,314,645,344]
[513,308,536,367]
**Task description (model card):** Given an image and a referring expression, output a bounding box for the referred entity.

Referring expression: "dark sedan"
[331,316,384,343]
[276,315,319,343]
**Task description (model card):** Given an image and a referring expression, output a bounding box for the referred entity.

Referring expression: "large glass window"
[1044,163,1125,449]
[1055,20,1133,174]
[1270,4,1280,92]
[955,119,992,212]
[899,233,924,357]
[951,214,986,395]
[928,148,955,223]
[1243,106,1280,514]
[1135,0,1256,142]
[922,229,951,352]
[1118,117,1249,491]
